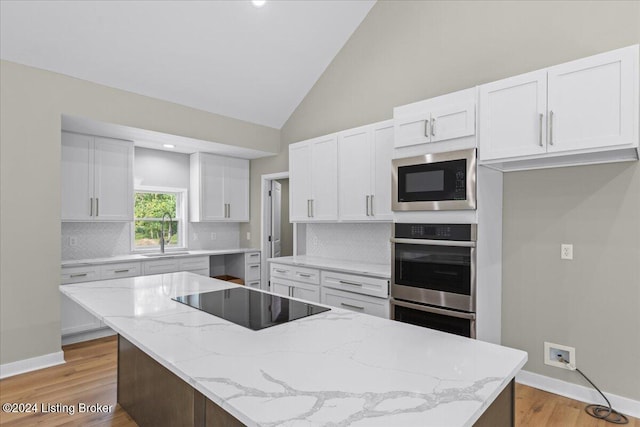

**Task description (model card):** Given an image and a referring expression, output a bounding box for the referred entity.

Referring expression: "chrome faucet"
[160,212,172,254]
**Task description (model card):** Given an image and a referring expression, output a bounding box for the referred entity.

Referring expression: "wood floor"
[0,336,637,427]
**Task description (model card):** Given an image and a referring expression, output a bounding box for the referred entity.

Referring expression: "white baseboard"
[517,370,640,419]
[0,351,65,379]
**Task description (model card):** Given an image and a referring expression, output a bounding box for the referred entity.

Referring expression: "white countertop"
[268,256,390,279]
[61,248,259,267]
[60,272,527,427]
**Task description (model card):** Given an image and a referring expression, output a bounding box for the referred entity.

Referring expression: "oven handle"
[392,299,476,320]
[390,238,476,248]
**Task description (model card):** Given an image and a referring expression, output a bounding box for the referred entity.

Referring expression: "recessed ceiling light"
[163,144,175,149]
[252,0,266,8]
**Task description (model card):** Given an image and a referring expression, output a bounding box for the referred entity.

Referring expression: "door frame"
[260,171,289,290]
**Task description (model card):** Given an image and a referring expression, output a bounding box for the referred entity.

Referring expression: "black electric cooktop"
[172,287,330,331]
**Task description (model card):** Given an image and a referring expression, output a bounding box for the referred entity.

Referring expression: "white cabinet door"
[61,293,103,336]
[289,142,312,221]
[394,112,431,148]
[479,70,548,161]
[224,157,250,221]
[290,283,320,303]
[547,46,638,153]
[271,280,290,297]
[371,121,394,220]
[200,154,226,220]
[430,102,475,143]
[338,126,372,221]
[310,135,338,221]
[61,132,94,221]
[93,137,133,221]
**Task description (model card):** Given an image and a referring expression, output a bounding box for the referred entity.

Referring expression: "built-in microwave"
[392,148,476,211]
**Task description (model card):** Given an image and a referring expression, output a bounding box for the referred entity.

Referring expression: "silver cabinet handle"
[307,199,311,218]
[539,113,544,147]
[249,253,260,257]
[227,203,231,218]
[390,237,476,247]
[366,195,370,216]
[249,265,260,269]
[70,273,88,278]
[114,269,130,273]
[370,194,374,216]
[341,302,365,310]
[339,280,362,287]
[424,119,430,137]
[274,269,287,273]
[297,273,312,278]
[431,117,436,136]
[549,110,554,145]
[96,198,99,217]
[311,199,314,217]
[289,287,293,297]
[90,198,94,216]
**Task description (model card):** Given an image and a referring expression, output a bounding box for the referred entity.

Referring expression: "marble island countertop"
[268,255,390,279]
[60,272,527,426]
[61,248,259,267]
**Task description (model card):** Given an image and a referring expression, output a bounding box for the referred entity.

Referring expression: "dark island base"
[117,335,514,427]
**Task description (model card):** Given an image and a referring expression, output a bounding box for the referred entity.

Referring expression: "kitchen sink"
[142,251,191,257]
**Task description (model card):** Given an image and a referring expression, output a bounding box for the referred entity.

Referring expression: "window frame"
[131,186,188,252]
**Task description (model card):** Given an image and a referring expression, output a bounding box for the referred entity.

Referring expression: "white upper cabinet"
[394,89,476,149]
[338,120,393,221]
[190,152,249,222]
[479,45,639,170]
[61,132,133,222]
[289,134,338,222]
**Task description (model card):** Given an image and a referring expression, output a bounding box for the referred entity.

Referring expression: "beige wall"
[0,60,280,365]
[253,1,640,399]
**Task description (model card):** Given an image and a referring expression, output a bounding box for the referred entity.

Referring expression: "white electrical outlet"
[561,244,573,260]
[210,233,216,240]
[544,342,576,369]
[69,236,78,247]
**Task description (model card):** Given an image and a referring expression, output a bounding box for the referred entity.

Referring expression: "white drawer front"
[292,266,320,285]
[270,263,293,279]
[270,278,320,303]
[246,280,261,289]
[184,268,210,277]
[321,271,389,298]
[101,262,141,280]
[179,256,209,272]
[245,251,261,265]
[143,259,179,275]
[321,288,390,319]
[245,263,261,281]
[61,265,101,284]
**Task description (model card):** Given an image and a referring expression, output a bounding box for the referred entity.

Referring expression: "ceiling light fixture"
[251,0,266,8]
[163,144,175,149]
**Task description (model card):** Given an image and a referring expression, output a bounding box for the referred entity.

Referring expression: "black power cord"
[558,357,629,424]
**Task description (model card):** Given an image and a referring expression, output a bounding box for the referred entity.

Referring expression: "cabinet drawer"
[61,265,101,284]
[246,280,261,289]
[179,256,209,272]
[143,259,179,275]
[321,271,389,298]
[245,251,261,265]
[270,263,293,279]
[291,266,320,285]
[101,262,141,280]
[245,263,261,281]
[321,288,390,319]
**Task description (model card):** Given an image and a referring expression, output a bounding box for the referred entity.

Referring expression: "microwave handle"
[391,238,476,248]
[392,299,476,320]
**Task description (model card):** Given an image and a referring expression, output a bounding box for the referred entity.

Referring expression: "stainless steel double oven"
[391,223,477,338]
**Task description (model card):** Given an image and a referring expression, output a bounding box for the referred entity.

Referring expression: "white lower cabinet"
[101,262,142,279]
[178,256,210,276]
[321,287,390,318]
[271,278,320,303]
[142,258,180,275]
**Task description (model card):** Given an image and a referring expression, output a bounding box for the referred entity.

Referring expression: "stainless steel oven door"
[391,237,476,312]
[392,148,476,211]
[391,298,476,338]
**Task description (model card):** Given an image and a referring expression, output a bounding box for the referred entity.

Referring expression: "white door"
[289,142,312,221]
[338,126,372,221]
[270,180,282,258]
[93,137,133,221]
[200,153,225,220]
[393,112,431,148]
[479,70,548,161]
[430,102,475,143]
[224,157,249,221]
[371,121,394,220]
[547,46,638,153]
[310,135,338,221]
[61,132,94,221]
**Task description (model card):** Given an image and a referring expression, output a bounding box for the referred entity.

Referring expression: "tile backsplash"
[305,223,392,265]
[62,222,240,260]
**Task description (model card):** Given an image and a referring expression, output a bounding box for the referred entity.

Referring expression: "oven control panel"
[395,223,476,241]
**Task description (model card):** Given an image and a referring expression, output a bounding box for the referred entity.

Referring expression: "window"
[133,187,187,250]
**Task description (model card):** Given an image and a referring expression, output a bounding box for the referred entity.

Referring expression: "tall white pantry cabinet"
[61,132,134,222]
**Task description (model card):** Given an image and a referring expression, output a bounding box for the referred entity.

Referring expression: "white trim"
[0,351,65,379]
[260,172,289,290]
[517,369,640,419]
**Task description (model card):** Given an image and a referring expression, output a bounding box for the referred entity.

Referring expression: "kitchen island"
[60,272,527,426]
